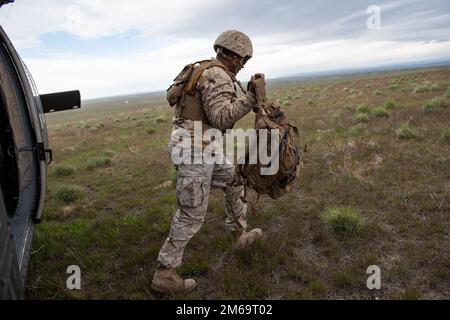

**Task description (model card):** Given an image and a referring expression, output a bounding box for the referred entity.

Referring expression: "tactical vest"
[167,59,235,126]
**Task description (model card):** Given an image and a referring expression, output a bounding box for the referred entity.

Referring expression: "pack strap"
[185,60,229,96]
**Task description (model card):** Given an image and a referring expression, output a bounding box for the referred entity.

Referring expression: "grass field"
[26,66,450,299]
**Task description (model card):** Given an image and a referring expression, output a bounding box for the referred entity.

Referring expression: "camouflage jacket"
[196,64,257,131]
[168,62,257,154]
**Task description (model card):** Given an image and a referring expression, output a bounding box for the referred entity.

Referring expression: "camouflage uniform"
[157,64,257,268]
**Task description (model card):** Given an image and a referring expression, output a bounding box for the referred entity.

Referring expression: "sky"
[1,0,449,99]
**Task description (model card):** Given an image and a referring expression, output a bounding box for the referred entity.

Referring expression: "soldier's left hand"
[247,75,256,94]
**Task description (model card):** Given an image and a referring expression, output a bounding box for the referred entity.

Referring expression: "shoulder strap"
[185,60,229,96]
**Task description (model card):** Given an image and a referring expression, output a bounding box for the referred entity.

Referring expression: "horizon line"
[80,58,450,102]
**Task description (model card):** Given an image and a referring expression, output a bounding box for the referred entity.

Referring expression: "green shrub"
[430,83,439,91]
[424,97,448,112]
[384,99,396,110]
[442,128,450,144]
[321,206,365,237]
[95,122,105,129]
[101,149,117,157]
[170,168,178,184]
[331,112,340,119]
[333,271,358,288]
[354,113,369,123]
[396,123,417,140]
[52,164,75,177]
[179,262,209,277]
[372,107,389,118]
[356,104,370,114]
[349,125,364,136]
[145,127,156,135]
[86,156,111,170]
[307,99,314,106]
[309,280,328,295]
[402,290,423,300]
[390,79,400,85]
[424,104,437,113]
[344,105,354,112]
[445,86,450,98]
[155,115,167,123]
[373,90,381,96]
[282,100,292,107]
[77,121,90,129]
[413,85,430,94]
[389,84,399,90]
[54,185,83,203]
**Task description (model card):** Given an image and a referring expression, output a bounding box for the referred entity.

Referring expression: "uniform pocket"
[176,176,205,208]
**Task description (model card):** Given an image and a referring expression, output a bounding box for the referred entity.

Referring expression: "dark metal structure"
[0,2,80,299]
[0,1,14,8]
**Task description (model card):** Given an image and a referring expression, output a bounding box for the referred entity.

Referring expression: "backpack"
[166,59,228,107]
[166,59,233,125]
[234,76,302,199]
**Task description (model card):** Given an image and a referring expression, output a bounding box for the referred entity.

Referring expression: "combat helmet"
[214,30,253,61]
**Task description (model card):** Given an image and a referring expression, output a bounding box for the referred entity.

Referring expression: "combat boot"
[151,266,196,294]
[233,228,263,249]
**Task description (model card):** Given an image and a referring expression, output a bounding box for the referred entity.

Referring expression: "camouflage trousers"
[157,161,248,268]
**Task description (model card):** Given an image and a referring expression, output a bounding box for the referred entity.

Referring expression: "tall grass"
[52,164,75,177]
[424,97,448,112]
[86,156,111,170]
[396,123,417,140]
[442,128,450,144]
[384,99,397,110]
[321,206,365,237]
[54,185,84,203]
[372,107,389,118]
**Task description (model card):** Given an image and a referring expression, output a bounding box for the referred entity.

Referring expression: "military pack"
[235,75,302,199]
[166,59,229,125]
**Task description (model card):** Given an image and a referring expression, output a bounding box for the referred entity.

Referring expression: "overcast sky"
[1,0,449,99]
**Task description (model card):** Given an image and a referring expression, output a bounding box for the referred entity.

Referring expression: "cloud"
[25,38,214,98]
[2,0,223,47]
[26,38,450,99]
[4,0,450,47]
[2,0,450,98]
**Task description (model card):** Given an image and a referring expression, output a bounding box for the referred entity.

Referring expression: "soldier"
[151,30,263,294]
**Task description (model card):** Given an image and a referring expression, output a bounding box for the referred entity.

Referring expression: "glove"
[247,75,256,95]
[245,76,258,113]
